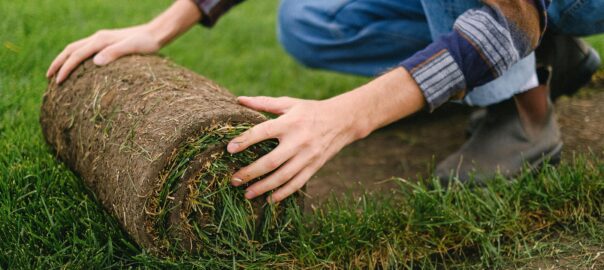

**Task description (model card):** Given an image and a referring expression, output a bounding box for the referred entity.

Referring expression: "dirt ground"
[306,83,604,208]
[302,83,604,268]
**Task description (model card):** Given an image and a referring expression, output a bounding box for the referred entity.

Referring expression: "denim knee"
[547,0,604,36]
[276,0,432,76]
[277,0,326,68]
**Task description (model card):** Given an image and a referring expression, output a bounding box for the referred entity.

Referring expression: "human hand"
[46,24,163,84]
[227,68,426,203]
[227,96,368,203]
[46,0,202,84]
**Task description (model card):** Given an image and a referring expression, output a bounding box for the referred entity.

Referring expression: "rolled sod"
[40,55,301,255]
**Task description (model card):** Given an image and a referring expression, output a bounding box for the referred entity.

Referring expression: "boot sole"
[527,142,564,172]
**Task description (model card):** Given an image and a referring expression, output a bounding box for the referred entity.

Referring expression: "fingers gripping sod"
[228,120,280,154]
[46,26,163,84]
[231,143,298,186]
[93,41,129,65]
[57,40,110,82]
[271,164,318,203]
[228,96,320,203]
[247,151,314,202]
[230,94,357,203]
[237,96,299,114]
[46,38,89,78]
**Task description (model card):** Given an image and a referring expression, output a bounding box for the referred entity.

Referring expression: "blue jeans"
[277,0,604,106]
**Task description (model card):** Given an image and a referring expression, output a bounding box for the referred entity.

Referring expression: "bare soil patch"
[308,83,604,207]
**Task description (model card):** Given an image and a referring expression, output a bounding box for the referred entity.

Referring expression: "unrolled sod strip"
[40,55,301,255]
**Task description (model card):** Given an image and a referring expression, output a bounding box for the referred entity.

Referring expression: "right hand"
[46,24,162,84]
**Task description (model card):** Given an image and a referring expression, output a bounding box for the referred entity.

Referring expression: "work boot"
[537,33,601,100]
[435,98,563,184]
[465,34,600,138]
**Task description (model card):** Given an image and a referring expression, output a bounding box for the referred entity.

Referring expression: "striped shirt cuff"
[401,49,467,112]
[454,10,520,78]
[195,0,243,27]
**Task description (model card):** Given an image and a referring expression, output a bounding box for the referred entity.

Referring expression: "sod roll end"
[40,55,302,255]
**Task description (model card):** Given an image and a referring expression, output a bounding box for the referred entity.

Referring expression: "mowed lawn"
[1,0,604,268]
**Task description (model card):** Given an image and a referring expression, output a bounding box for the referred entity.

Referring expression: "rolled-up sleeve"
[401,0,550,111]
[194,0,245,27]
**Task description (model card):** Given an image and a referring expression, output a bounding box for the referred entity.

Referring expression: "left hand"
[228,96,366,203]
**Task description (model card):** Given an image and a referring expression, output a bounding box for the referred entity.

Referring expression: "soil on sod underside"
[308,80,604,208]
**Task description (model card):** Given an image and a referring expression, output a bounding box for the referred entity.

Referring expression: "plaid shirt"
[193,0,550,111]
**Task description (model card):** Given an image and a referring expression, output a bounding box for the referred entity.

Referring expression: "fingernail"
[245,189,255,199]
[94,55,107,65]
[227,142,240,153]
[231,177,242,186]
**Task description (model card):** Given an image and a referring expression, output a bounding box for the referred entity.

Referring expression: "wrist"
[144,21,177,47]
[365,67,425,129]
[331,67,425,140]
[145,0,202,47]
[324,93,373,142]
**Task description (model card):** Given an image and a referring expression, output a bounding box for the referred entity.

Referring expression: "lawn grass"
[1,0,603,268]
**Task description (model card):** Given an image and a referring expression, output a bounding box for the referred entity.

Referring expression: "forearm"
[327,67,426,139]
[146,0,202,46]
